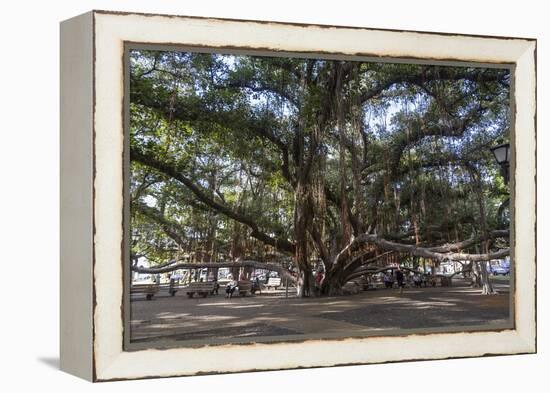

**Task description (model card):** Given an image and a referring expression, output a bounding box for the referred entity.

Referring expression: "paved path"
[130,278,511,347]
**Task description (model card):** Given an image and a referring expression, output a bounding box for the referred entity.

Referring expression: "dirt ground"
[129,277,511,348]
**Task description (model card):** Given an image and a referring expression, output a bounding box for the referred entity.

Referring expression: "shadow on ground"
[129,278,511,345]
[37,357,59,370]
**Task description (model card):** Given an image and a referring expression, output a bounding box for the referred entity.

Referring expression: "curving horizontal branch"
[341,251,393,280]
[428,229,509,253]
[360,67,507,104]
[340,232,509,263]
[131,259,297,283]
[347,265,428,282]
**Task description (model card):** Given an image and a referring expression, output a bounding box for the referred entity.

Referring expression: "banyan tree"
[129,49,511,297]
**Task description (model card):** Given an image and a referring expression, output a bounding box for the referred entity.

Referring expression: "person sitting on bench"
[225,275,238,298]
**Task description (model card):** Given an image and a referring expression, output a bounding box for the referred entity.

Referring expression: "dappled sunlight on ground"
[318,310,346,314]
[222,304,266,309]
[129,279,511,345]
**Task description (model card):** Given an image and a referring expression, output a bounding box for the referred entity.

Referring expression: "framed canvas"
[60,10,536,381]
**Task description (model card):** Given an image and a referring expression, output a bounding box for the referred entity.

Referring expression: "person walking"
[383,271,393,289]
[395,268,405,294]
[315,270,324,295]
[413,273,422,287]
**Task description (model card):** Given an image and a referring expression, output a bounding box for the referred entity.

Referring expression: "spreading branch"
[132,259,297,283]
[428,229,509,253]
[340,232,509,263]
[132,149,296,254]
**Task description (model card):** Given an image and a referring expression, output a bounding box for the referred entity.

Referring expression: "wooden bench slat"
[235,280,252,296]
[130,283,160,300]
[185,281,219,298]
[266,277,281,289]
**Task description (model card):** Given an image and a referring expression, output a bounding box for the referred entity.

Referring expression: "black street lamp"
[490,143,510,184]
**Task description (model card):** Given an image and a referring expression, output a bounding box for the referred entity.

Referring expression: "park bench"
[366,280,385,290]
[353,277,376,291]
[185,281,218,298]
[251,280,262,294]
[222,280,253,297]
[131,282,160,300]
[236,280,252,296]
[266,277,281,290]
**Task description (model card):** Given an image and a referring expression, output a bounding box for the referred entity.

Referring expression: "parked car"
[491,266,510,275]
[253,274,266,282]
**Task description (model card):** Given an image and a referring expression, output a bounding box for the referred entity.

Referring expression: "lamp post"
[490,143,510,184]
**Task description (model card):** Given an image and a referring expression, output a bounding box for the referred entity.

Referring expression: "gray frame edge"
[60,11,94,381]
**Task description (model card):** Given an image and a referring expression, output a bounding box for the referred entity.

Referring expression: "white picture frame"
[60,10,536,381]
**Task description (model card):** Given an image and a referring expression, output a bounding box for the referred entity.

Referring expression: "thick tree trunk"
[479,262,495,295]
[296,266,313,297]
[335,64,352,246]
[470,167,497,295]
[294,181,313,297]
[321,273,344,296]
[320,260,345,296]
[470,261,482,287]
